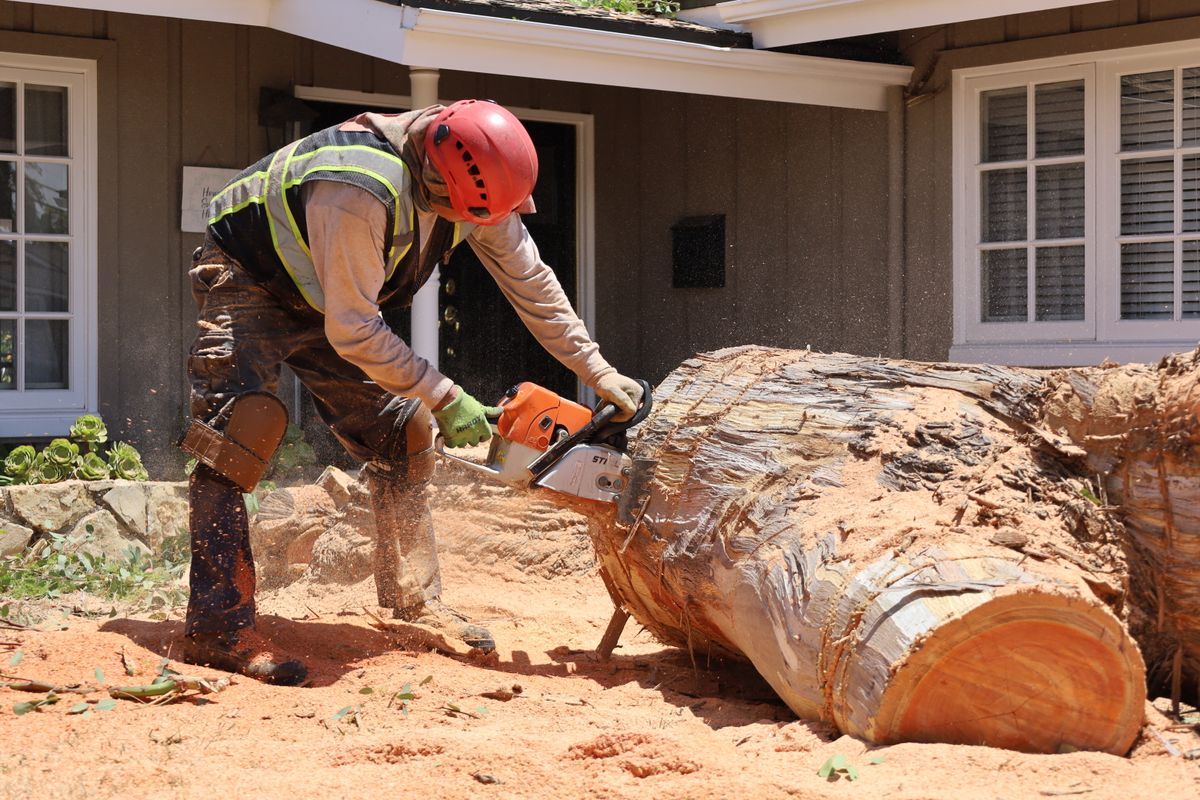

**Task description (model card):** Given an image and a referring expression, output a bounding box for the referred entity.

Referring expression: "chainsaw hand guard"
[179,392,288,493]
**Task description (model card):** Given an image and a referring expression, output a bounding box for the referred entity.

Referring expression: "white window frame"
[0,52,97,438]
[953,39,1200,366]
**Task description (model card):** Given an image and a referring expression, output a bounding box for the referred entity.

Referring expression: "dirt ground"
[2,479,1200,800]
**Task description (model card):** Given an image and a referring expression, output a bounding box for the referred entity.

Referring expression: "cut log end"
[870,591,1145,755]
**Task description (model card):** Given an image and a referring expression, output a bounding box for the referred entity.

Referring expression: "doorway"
[300,95,591,406]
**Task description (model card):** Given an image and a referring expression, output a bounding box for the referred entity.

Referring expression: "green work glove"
[433,387,501,448]
[593,373,644,422]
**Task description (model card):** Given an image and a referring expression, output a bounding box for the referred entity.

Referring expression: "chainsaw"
[434,379,653,506]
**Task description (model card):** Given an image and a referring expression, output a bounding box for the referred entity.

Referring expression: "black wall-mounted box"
[671,214,725,289]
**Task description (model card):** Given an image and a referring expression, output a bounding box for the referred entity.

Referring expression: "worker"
[178,99,643,685]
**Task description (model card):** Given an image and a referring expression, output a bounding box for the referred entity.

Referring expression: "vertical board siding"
[0,3,896,468]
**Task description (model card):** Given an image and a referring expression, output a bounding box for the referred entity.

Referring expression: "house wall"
[0,1,894,473]
[900,0,1200,360]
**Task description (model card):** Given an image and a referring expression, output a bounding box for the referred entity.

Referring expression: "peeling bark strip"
[586,347,1159,755]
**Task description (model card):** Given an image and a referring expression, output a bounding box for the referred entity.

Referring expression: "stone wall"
[0,481,189,561]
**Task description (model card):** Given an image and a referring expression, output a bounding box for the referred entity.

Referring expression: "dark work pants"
[184,240,438,636]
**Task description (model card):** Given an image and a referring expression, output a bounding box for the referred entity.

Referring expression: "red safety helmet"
[424,99,538,226]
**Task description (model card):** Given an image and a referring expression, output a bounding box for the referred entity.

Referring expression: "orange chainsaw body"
[496,382,593,452]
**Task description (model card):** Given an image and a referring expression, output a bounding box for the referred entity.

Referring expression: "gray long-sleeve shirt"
[303,181,613,408]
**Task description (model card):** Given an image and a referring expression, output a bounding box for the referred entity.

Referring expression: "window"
[0,54,95,436]
[954,42,1200,365]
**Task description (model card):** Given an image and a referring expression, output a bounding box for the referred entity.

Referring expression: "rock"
[69,509,150,561]
[316,466,355,509]
[305,482,375,584]
[7,482,93,532]
[101,484,148,538]
[250,486,337,588]
[144,483,189,552]
[0,518,34,557]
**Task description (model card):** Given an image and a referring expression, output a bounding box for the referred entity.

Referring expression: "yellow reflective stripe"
[207,170,269,225]
[282,145,312,260]
[266,140,325,312]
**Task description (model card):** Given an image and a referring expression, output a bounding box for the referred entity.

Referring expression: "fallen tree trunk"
[580,346,1199,756]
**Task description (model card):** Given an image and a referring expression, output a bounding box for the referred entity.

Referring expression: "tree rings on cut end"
[868,590,1145,756]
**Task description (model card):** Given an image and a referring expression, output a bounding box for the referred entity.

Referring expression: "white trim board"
[24,0,911,111]
[714,0,1113,49]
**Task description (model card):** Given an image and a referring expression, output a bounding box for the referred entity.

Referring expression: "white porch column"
[409,67,441,370]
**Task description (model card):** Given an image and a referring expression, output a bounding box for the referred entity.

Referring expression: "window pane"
[24,162,68,234]
[1036,163,1085,239]
[1183,68,1200,147]
[982,168,1027,242]
[1121,158,1175,235]
[1036,80,1084,157]
[24,318,67,389]
[1122,71,1174,152]
[0,240,14,311]
[0,319,13,390]
[0,82,13,154]
[982,248,1028,322]
[25,85,67,157]
[25,241,68,312]
[1185,154,1200,232]
[1036,246,1085,321]
[1121,241,1175,319]
[1185,240,1200,318]
[981,87,1027,162]
[0,161,13,232]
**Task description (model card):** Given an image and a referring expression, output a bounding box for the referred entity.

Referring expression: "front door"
[303,103,580,406]
[438,119,578,404]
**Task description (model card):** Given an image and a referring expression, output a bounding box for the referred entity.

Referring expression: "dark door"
[439,119,578,404]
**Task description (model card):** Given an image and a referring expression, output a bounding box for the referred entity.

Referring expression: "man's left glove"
[433,387,501,448]
[594,373,645,422]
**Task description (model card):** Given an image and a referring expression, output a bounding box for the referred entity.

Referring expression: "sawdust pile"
[1,465,1199,798]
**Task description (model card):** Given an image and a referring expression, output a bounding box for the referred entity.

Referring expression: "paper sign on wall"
[181,166,239,233]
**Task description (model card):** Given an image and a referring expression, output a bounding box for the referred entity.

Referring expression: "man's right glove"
[433,387,501,448]
[594,373,645,422]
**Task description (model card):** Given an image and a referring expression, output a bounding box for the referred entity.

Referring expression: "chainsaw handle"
[433,426,502,479]
[593,378,653,443]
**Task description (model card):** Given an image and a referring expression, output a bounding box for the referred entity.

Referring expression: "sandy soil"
[2,479,1199,800]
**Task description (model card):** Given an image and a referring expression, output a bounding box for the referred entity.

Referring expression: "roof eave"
[715,0,1113,48]
[24,0,912,109]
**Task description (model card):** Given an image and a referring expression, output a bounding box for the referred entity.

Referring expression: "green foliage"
[75,452,111,481]
[44,438,79,466]
[4,445,37,482]
[0,531,188,608]
[69,415,108,446]
[571,0,679,16]
[818,754,860,782]
[1,414,148,484]
[107,442,149,482]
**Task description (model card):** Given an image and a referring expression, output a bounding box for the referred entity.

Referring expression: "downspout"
[409,66,441,369]
[886,84,906,358]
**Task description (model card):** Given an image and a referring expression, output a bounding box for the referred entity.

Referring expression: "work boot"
[179,627,308,686]
[393,598,496,653]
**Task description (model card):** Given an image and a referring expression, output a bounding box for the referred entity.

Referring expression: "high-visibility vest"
[206,124,469,313]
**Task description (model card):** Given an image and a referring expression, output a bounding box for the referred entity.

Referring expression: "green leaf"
[331,706,353,721]
[68,702,90,715]
[869,756,885,765]
[845,765,860,781]
[828,754,847,770]
[95,699,116,712]
[358,687,374,695]
[419,675,433,686]
[8,650,22,667]
[817,759,834,779]
[13,701,37,716]
[94,667,105,685]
